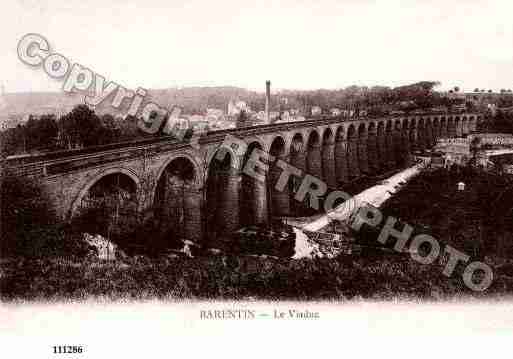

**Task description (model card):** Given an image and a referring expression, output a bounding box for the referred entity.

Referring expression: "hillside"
[0,86,264,119]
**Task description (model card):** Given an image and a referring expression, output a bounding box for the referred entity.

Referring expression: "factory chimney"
[265,80,271,123]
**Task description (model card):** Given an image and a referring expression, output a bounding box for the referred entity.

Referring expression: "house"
[227,100,250,116]
[330,108,341,116]
[311,106,322,116]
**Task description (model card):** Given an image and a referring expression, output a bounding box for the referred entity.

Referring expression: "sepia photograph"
[1,0,513,357]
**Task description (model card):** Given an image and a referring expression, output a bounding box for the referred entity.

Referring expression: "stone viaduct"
[4,112,481,244]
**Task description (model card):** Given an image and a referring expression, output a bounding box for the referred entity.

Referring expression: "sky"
[1,0,513,93]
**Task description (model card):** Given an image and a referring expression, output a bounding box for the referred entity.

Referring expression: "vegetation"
[376,166,513,259]
[0,174,92,258]
[0,252,500,302]
[267,81,457,117]
[0,105,146,156]
[487,110,513,134]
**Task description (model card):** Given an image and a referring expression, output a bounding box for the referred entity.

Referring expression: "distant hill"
[148,86,262,113]
[0,86,265,121]
[1,91,82,115]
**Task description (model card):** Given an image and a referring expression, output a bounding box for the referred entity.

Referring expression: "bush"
[0,175,93,258]
[0,254,485,302]
[1,175,54,255]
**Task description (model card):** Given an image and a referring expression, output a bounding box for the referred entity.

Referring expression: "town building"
[311,106,322,116]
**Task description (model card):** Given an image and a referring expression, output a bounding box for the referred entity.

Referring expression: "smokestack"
[265,80,271,123]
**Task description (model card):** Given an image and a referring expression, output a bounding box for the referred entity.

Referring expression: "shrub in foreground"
[0,254,499,302]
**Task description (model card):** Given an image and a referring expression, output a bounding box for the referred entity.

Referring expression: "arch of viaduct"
[8,113,480,244]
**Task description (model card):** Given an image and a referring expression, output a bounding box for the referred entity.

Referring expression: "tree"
[469,137,481,166]
[119,115,145,140]
[36,114,58,150]
[59,105,103,148]
[1,124,26,155]
[236,109,250,127]
[0,174,58,256]
[98,114,120,144]
[24,115,39,150]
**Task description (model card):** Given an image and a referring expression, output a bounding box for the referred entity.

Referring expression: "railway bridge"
[4,112,481,243]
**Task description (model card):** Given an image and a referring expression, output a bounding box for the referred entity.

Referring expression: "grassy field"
[379,165,513,259]
[3,252,513,302]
